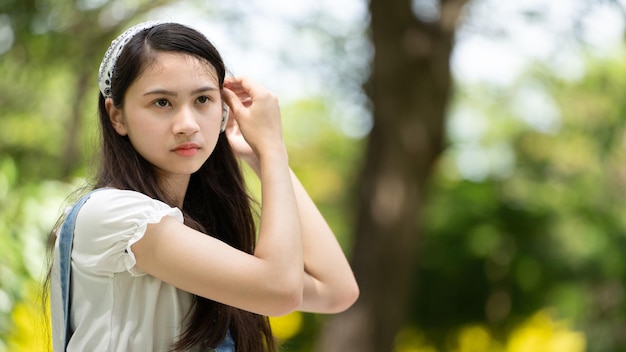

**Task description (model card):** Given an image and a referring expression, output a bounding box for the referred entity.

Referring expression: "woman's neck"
[158,175,191,209]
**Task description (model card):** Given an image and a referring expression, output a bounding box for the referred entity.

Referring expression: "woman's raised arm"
[131,77,304,317]
[223,78,359,314]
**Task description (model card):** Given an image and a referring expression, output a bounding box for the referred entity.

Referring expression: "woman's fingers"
[224,76,267,103]
[222,86,239,108]
[222,76,284,158]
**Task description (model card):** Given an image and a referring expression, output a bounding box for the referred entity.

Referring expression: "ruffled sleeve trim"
[72,189,184,277]
[124,206,183,276]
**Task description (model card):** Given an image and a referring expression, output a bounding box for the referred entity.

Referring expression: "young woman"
[47,21,358,351]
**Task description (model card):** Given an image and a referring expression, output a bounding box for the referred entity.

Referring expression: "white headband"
[98,21,165,97]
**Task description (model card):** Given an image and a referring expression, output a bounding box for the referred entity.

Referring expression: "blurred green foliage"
[408,55,626,351]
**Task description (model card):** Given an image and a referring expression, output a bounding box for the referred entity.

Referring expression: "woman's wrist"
[258,146,289,171]
[240,145,289,176]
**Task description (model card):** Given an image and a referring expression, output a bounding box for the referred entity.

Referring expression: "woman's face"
[109,52,223,183]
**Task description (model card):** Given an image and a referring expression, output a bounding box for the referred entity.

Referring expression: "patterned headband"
[98,21,165,97]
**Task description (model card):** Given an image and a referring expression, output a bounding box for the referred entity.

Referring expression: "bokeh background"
[1,0,625,351]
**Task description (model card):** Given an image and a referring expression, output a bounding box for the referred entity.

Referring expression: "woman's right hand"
[222,76,287,167]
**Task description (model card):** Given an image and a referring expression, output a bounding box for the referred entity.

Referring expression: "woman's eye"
[154,99,170,107]
[196,96,210,104]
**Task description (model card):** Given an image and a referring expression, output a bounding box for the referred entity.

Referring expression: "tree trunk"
[315,0,467,351]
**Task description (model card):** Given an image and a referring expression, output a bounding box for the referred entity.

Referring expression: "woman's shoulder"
[70,188,183,276]
[77,188,183,226]
[89,188,156,202]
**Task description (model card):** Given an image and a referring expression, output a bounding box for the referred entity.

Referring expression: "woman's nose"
[172,106,200,135]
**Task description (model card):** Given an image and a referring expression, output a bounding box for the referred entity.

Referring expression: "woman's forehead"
[134,52,220,88]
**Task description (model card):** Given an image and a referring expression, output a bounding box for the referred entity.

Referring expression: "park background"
[1,0,626,351]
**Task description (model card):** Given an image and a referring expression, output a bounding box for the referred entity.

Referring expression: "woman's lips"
[172,143,200,157]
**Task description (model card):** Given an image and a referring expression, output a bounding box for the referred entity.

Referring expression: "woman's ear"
[105,98,128,136]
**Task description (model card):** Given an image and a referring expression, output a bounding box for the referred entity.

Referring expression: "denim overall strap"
[215,330,235,352]
[58,189,102,349]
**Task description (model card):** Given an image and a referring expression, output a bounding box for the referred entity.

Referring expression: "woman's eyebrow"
[191,86,219,95]
[144,89,176,97]
[143,86,218,97]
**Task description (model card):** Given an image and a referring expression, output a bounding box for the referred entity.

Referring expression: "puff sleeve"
[71,189,184,277]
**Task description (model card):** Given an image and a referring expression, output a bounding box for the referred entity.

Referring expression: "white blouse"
[62,189,193,351]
